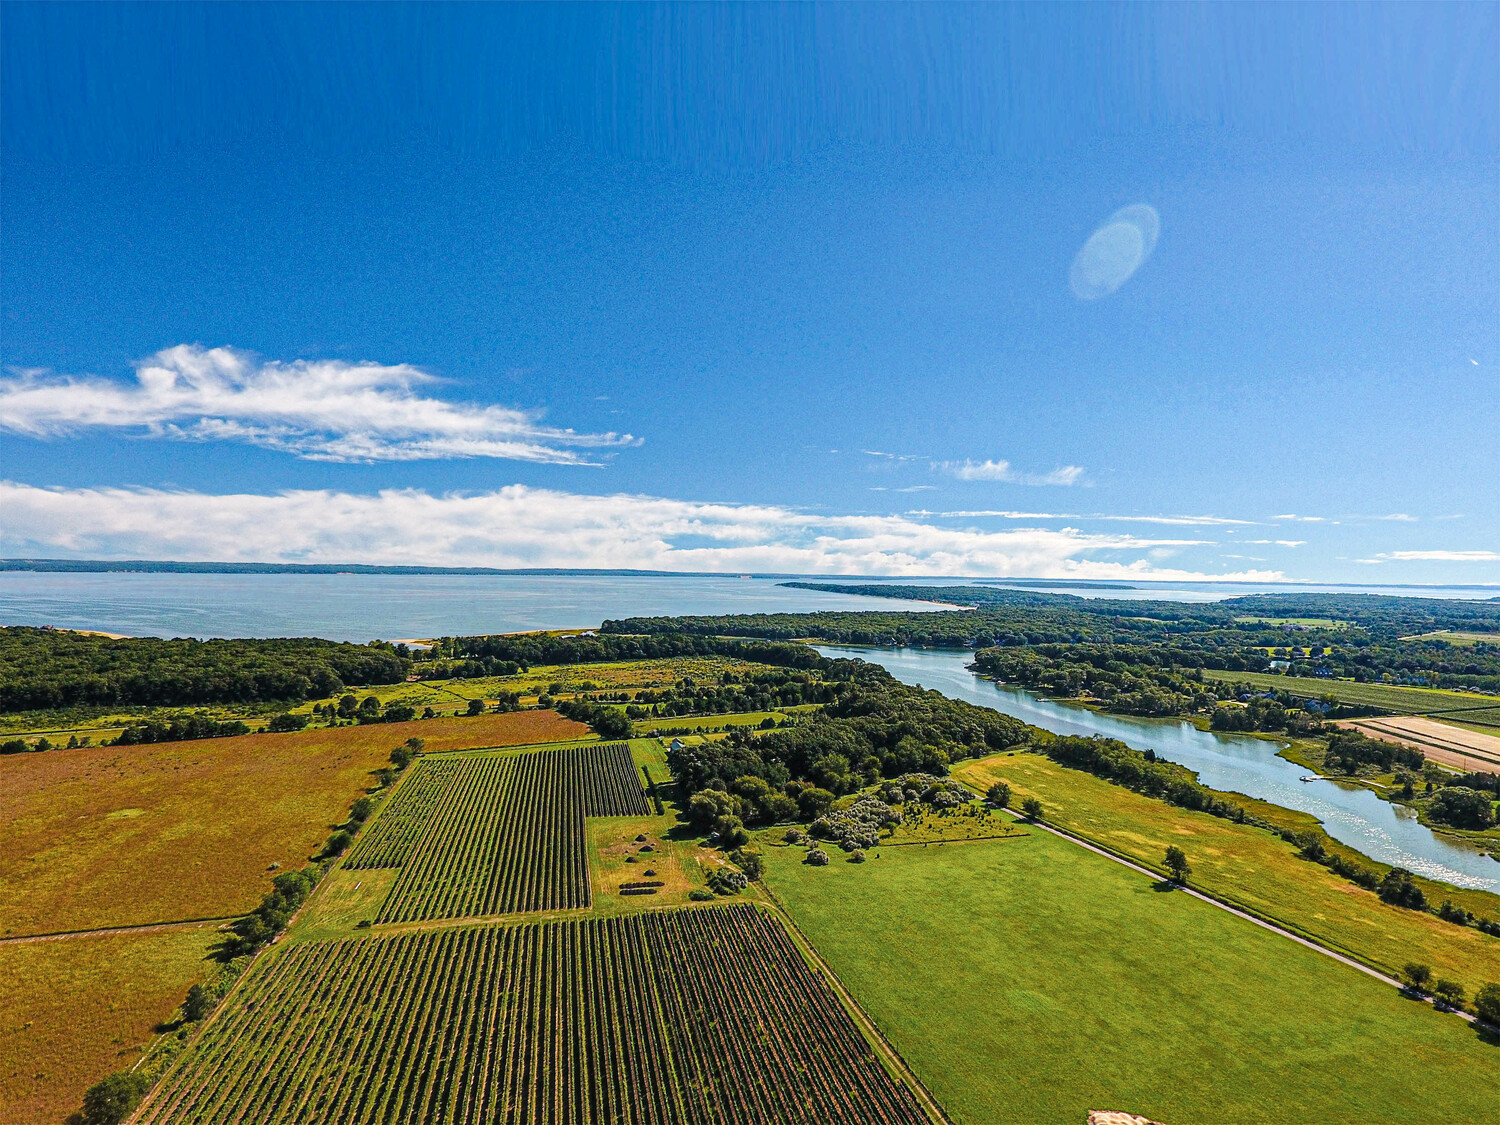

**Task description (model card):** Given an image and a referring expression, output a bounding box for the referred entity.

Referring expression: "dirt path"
[0,916,234,946]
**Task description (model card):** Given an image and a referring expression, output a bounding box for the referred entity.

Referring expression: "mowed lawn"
[954,753,1500,997]
[0,926,217,1125]
[0,710,588,935]
[763,834,1499,1125]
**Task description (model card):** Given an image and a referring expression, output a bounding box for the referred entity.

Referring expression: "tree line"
[0,627,405,712]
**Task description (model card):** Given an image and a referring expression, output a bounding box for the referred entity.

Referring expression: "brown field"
[0,711,589,936]
[1339,716,1500,773]
[0,925,218,1125]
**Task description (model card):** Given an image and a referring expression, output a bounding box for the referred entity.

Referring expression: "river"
[816,644,1500,892]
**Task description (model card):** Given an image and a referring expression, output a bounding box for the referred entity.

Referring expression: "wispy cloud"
[936,460,1086,486]
[1273,514,1327,523]
[937,510,1252,526]
[0,481,1285,581]
[1243,540,1306,547]
[1374,550,1500,562]
[0,345,635,464]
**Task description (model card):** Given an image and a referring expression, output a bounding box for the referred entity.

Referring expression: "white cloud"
[1243,540,1306,547]
[939,510,1251,526]
[1371,514,1417,522]
[0,481,1285,581]
[0,345,634,464]
[1375,550,1500,563]
[1274,514,1326,523]
[937,460,1086,486]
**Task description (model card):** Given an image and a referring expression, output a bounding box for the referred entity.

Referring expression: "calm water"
[0,572,954,641]
[817,644,1500,892]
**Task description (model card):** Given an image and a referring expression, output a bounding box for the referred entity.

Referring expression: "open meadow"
[954,752,1500,996]
[761,826,1499,1125]
[0,710,586,935]
[0,926,219,1125]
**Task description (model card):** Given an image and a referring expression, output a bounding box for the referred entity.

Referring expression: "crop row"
[342,757,471,869]
[135,905,929,1125]
[372,741,648,922]
[569,741,653,817]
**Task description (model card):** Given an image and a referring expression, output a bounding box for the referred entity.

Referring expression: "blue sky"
[2,3,1496,582]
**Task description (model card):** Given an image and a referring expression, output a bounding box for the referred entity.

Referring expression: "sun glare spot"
[1070,203,1160,300]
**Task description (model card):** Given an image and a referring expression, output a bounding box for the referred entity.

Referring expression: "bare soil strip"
[1340,717,1500,773]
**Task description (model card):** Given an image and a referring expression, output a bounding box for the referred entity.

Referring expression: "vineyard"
[346,742,652,921]
[135,905,929,1125]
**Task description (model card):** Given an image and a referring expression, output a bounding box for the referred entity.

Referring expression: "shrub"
[0,738,27,754]
[466,698,485,716]
[1020,796,1043,820]
[985,781,1011,808]
[182,982,212,1022]
[1475,982,1500,1025]
[712,814,750,849]
[1438,899,1471,926]
[1433,979,1466,1008]
[1403,962,1432,992]
[783,827,807,845]
[267,712,308,732]
[805,847,830,866]
[708,868,748,895]
[1427,786,1496,830]
[81,1070,149,1125]
[322,829,354,858]
[689,888,715,901]
[848,849,866,863]
[730,849,764,880]
[1379,869,1427,911]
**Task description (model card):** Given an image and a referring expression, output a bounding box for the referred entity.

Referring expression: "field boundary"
[757,895,956,1125]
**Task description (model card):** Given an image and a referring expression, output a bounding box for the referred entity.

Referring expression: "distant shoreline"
[2,559,1497,592]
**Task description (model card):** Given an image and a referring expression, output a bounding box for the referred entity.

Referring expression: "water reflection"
[818,645,1500,892]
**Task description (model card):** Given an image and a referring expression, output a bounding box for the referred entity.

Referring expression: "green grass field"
[1203,669,1496,714]
[762,830,1499,1125]
[953,752,1500,994]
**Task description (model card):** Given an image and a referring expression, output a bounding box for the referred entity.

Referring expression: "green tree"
[712,814,750,849]
[985,781,1011,808]
[1402,962,1432,993]
[182,983,212,1022]
[1164,845,1191,884]
[1475,982,1500,1025]
[1433,979,1466,1009]
[322,829,354,858]
[81,1070,149,1125]
[466,698,485,716]
[1020,796,1043,821]
[730,849,764,881]
[337,693,358,718]
[348,797,375,823]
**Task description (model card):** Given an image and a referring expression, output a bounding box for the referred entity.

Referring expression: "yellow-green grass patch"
[952,752,1500,995]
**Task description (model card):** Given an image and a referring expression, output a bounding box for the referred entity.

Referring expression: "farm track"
[0,915,235,945]
[354,742,650,923]
[134,905,930,1125]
